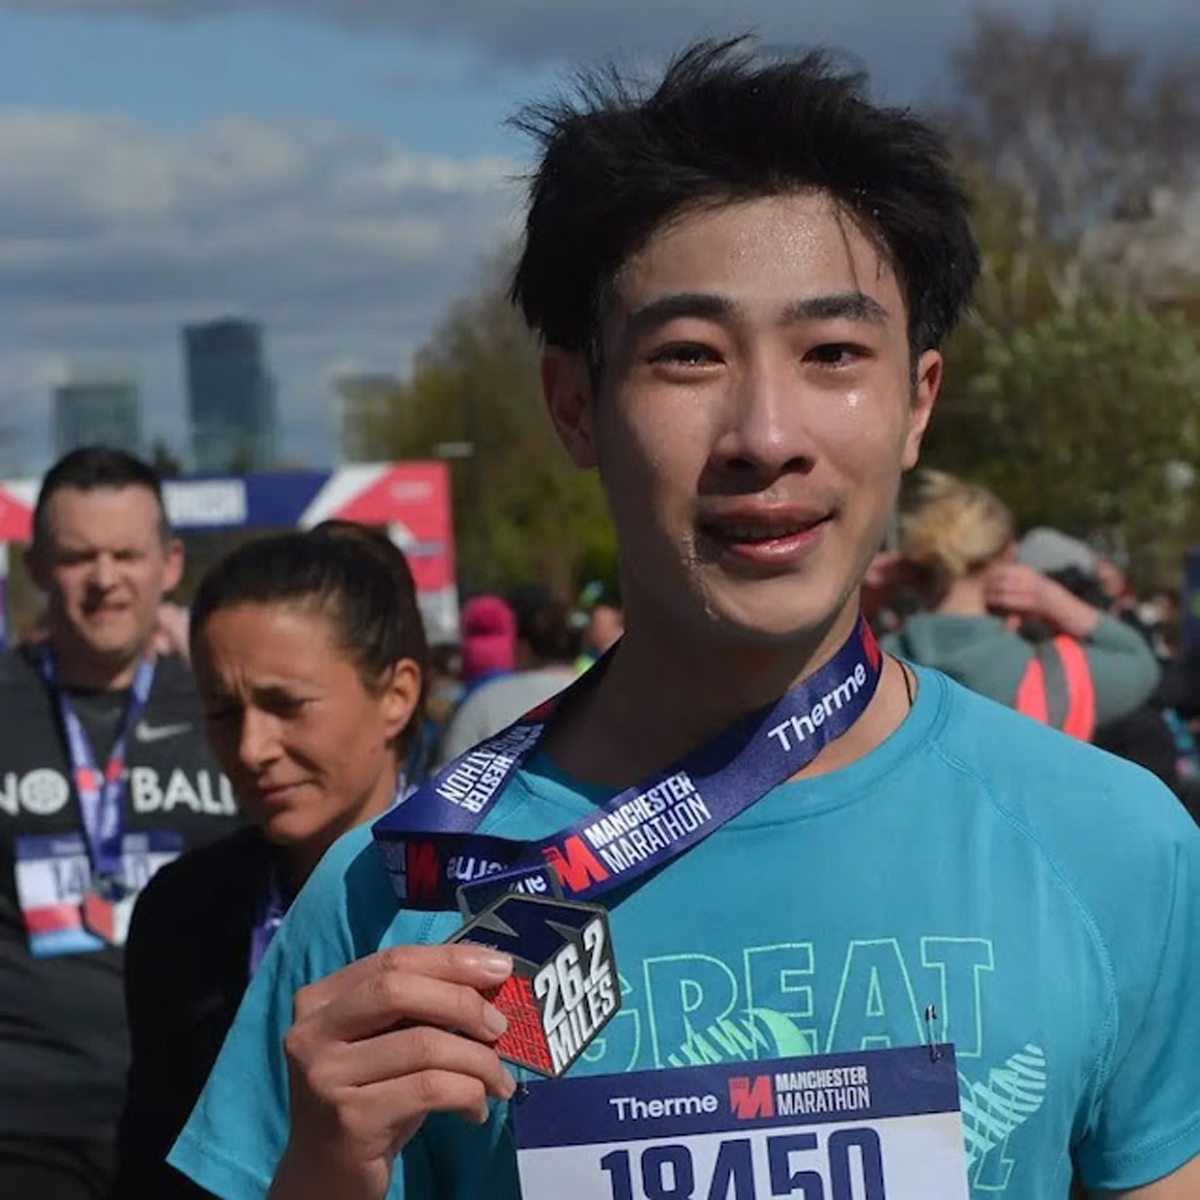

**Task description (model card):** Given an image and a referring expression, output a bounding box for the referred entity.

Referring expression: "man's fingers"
[358,1070,497,1129]
[294,942,512,1021]
[299,969,510,1048]
[333,1026,517,1099]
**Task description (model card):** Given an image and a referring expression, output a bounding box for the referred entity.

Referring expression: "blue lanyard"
[373,618,883,910]
[248,860,288,978]
[38,645,156,884]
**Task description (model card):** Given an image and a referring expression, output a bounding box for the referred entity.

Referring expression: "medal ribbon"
[373,617,883,910]
[38,645,156,886]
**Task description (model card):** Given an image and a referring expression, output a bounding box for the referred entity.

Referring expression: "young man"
[0,447,239,1198]
[171,43,1200,1200]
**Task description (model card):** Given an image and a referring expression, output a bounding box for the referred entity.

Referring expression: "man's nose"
[90,554,118,589]
[710,350,816,480]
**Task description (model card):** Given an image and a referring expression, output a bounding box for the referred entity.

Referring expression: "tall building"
[335,372,401,463]
[184,318,277,472]
[54,370,143,458]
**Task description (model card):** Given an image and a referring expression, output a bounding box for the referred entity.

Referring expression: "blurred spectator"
[409,642,463,786]
[458,595,516,693]
[113,527,426,1198]
[438,593,578,764]
[24,600,192,663]
[882,471,1160,733]
[0,447,236,1200]
[1038,563,1182,794]
[586,602,624,658]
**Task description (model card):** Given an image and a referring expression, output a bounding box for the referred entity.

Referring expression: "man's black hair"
[33,446,171,548]
[510,38,980,366]
[189,526,429,753]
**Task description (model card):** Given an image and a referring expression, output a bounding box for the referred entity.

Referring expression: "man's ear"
[901,349,943,470]
[162,537,185,593]
[541,349,598,469]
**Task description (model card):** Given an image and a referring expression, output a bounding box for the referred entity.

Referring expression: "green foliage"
[926,301,1199,582]
[922,14,1200,587]
[348,267,617,596]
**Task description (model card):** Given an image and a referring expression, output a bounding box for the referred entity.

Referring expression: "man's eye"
[650,343,721,367]
[807,343,864,367]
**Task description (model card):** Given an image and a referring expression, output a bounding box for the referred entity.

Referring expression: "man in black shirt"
[0,448,240,1198]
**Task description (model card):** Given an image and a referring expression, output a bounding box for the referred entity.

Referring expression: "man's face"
[545,192,940,647]
[30,486,183,668]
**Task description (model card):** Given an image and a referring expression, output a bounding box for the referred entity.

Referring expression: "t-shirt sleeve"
[1073,799,1200,1190]
[167,825,521,1200]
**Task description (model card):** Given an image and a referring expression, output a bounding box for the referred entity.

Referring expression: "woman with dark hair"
[111,526,428,1199]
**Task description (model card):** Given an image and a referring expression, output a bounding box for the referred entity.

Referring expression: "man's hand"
[269,944,517,1200]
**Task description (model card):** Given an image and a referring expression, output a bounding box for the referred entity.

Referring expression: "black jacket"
[112,827,270,1199]
[0,648,237,1143]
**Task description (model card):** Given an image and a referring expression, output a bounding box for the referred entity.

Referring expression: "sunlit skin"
[541,192,939,785]
[193,603,419,892]
[27,485,183,690]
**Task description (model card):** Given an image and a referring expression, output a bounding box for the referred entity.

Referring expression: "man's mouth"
[705,519,826,542]
[84,603,130,619]
[698,507,833,564]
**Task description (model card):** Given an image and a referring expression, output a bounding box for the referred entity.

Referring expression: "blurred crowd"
[0,446,1197,1198]
[865,470,1200,818]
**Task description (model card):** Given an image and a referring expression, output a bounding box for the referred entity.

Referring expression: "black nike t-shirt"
[0,646,241,1140]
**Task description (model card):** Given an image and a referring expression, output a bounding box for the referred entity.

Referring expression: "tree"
[350,264,617,597]
[920,14,1200,587]
[945,15,1199,236]
[942,301,1199,583]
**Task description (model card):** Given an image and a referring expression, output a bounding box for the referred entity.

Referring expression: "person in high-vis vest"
[883,470,1160,735]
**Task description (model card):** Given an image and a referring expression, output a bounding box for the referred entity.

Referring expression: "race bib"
[14,830,183,956]
[515,1045,969,1199]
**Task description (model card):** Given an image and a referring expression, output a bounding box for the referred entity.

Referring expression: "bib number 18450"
[599,1127,886,1200]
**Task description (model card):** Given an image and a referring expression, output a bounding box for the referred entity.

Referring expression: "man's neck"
[543,601,911,790]
[47,639,148,693]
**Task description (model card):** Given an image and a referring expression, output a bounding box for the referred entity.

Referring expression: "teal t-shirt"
[171,669,1200,1198]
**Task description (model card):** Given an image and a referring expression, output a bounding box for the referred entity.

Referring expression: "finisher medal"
[447,893,620,1077]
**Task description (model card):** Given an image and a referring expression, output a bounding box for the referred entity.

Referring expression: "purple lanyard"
[38,645,156,884]
[248,861,288,978]
[373,618,884,911]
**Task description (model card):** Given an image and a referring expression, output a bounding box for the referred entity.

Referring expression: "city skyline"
[54,368,143,460]
[185,316,277,473]
[0,1,1195,476]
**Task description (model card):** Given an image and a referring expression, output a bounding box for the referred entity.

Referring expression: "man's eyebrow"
[620,290,890,340]
[783,292,890,326]
[622,292,737,339]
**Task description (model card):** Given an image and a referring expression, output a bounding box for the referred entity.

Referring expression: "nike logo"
[134,720,193,743]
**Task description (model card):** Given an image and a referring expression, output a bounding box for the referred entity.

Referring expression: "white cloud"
[0,111,520,472]
[7,0,1197,70]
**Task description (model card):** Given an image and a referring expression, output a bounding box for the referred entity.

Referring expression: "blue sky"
[0,9,552,157]
[0,0,1195,475]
